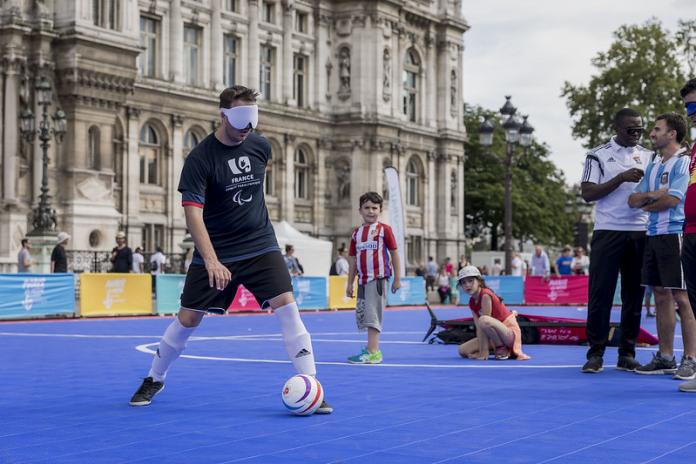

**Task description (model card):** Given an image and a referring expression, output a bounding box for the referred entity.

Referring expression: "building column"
[283,133,295,224]
[169,0,184,84]
[314,10,329,112]
[247,0,260,90]
[170,114,184,251]
[282,0,295,105]
[125,106,141,236]
[210,0,223,90]
[426,33,437,129]
[2,56,20,205]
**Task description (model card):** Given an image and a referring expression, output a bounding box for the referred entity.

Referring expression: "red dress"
[469,288,512,322]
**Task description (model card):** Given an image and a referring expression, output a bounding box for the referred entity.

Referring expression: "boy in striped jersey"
[628,113,696,378]
[346,192,401,364]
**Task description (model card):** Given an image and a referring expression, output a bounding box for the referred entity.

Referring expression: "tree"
[676,19,696,76]
[562,19,687,150]
[463,105,574,250]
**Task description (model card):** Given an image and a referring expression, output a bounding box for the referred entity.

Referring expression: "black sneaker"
[129,377,165,406]
[635,353,677,375]
[582,356,603,373]
[315,399,333,414]
[616,356,641,372]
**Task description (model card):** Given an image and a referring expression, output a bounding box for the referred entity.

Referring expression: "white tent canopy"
[272,221,333,276]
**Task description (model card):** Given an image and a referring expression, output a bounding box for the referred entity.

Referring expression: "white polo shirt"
[581,138,651,231]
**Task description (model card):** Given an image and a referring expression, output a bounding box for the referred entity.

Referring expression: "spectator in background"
[556,247,574,276]
[444,257,454,277]
[415,262,425,277]
[335,247,349,276]
[150,246,167,275]
[510,253,524,277]
[437,269,451,304]
[644,286,656,318]
[184,247,194,272]
[530,246,550,278]
[457,255,468,273]
[284,244,303,276]
[572,247,590,275]
[491,258,502,276]
[132,247,145,273]
[17,238,32,273]
[480,265,489,276]
[110,231,133,273]
[51,232,69,273]
[425,256,438,291]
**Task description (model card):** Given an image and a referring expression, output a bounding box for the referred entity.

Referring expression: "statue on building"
[336,161,350,202]
[338,47,351,98]
[383,48,391,102]
[450,70,457,116]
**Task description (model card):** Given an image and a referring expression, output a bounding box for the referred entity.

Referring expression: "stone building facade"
[0,0,468,272]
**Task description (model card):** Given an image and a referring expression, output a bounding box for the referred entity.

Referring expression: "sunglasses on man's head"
[625,127,644,136]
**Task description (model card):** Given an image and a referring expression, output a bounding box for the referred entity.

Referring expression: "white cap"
[56,232,71,244]
[116,231,126,239]
[457,265,481,280]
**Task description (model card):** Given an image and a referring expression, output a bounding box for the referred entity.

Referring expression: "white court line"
[639,439,696,464]
[135,341,582,369]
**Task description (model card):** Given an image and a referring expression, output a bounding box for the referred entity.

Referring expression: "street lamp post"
[19,77,66,235]
[478,96,534,275]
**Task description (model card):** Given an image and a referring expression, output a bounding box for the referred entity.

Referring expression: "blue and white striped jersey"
[634,148,690,236]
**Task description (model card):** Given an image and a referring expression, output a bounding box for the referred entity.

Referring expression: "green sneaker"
[347,348,383,364]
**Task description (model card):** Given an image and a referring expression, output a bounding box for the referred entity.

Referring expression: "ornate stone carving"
[337,47,351,100]
[126,106,141,119]
[325,58,333,101]
[450,69,457,117]
[171,114,184,127]
[335,159,350,202]
[336,18,351,37]
[76,177,112,202]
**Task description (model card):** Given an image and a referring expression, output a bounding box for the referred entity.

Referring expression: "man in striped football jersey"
[346,192,401,364]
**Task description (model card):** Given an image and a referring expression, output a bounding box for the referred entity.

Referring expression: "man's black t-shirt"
[111,246,133,272]
[51,245,67,273]
[178,132,279,264]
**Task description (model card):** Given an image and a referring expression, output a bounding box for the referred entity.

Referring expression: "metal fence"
[66,250,187,274]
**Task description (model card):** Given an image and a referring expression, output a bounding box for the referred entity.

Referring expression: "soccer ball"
[281,374,324,416]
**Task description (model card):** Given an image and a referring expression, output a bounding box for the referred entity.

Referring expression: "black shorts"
[642,234,685,290]
[180,251,293,312]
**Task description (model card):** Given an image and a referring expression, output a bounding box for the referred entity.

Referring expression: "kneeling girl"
[457,266,530,360]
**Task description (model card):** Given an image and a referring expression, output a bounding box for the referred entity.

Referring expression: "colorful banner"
[328,275,356,309]
[0,273,75,319]
[481,276,525,305]
[80,273,152,316]
[387,276,426,306]
[155,274,186,315]
[384,166,406,278]
[228,284,263,312]
[292,276,328,309]
[524,275,589,305]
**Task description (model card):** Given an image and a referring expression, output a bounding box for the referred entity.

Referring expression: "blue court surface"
[1,306,694,464]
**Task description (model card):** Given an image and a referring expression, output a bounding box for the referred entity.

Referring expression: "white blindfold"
[221,105,258,130]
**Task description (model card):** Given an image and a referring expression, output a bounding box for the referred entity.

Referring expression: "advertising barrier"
[0,273,75,319]
[155,274,186,315]
[387,276,426,306]
[524,275,589,305]
[228,284,263,312]
[481,276,525,305]
[80,273,152,316]
[328,275,356,309]
[292,276,328,309]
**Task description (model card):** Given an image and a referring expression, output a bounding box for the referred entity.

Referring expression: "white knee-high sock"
[275,302,317,376]
[148,317,196,382]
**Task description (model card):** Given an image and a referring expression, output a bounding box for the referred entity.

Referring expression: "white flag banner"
[384,166,406,277]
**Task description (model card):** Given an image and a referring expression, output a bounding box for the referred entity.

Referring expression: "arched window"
[406,156,422,207]
[402,48,420,122]
[87,126,101,170]
[183,129,200,157]
[139,123,161,185]
[294,147,310,200]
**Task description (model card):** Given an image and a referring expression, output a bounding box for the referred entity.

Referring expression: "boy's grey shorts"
[356,278,387,332]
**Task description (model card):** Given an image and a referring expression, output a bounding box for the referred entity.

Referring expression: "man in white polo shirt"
[580,108,652,374]
[629,113,696,379]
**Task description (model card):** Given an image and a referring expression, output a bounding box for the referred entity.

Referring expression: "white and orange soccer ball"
[281,374,324,416]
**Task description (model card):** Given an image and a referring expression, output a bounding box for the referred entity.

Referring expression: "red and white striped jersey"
[349,222,397,284]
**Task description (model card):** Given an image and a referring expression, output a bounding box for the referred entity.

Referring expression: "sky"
[461,0,695,186]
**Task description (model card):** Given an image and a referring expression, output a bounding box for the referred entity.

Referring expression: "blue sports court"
[1,306,694,464]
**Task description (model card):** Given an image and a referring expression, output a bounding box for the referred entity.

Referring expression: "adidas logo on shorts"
[295,349,311,358]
